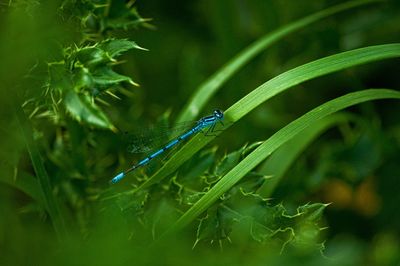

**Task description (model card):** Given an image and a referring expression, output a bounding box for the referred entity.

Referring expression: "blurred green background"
[1,0,400,265]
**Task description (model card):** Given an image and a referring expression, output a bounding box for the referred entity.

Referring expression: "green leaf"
[76,46,110,67]
[213,142,262,177]
[97,39,147,57]
[297,203,330,223]
[41,38,141,128]
[0,164,43,206]
[48,61,72,91]
[177,148,217,185]
[194,195,327,252]
[64,90,114,129]
[249,203,328,251]
[92,67,134,86]
[100,3,152,32]
[60,0,151,36]
[75,39,144,68]
[194,205,237,247]
[176,0,381,123]
[102,16,151,32]
[72,67,94,90]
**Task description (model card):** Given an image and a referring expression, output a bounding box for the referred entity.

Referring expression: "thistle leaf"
[64,90,113,129]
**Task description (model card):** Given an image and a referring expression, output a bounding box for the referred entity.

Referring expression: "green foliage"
[60,0,152,39]
[1,0,400,265]
[195,185,328,252]
[106,142,328,252]
[37,39,144,129]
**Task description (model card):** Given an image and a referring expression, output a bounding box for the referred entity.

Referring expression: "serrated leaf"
[193,196,327,252]
[64,90,113,129]
[41,38,141,128]
[182,191,206,206]
[213,149,243,177]
[92,66,133,86]
[297,203,329,223]
[227,172,268,198]
[72,66,93,89]
[177,148,217,185]
[48,62,71,91]
[100,3,152,32]
[98,39,146,58]
[195,206,237,246]
[214,142,262,177]
[102,17,150,32]
[116,189,149,215]
[246,202,326,252]
[144,198,181,238]
[76,46,110,67]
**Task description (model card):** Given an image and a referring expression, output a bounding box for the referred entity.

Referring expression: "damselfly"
[111,109,224,184]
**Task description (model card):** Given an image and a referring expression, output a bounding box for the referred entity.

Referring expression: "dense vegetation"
[1,0,400,265]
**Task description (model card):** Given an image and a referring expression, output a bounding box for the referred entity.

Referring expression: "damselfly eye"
[214,109,224,119]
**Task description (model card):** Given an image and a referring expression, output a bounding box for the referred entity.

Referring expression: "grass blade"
[0,166,44,205]
[15,106,68,240]
[176,0,381,123]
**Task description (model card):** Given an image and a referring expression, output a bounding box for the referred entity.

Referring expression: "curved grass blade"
[132,44,400,195]
[166,89,400,234]
[176,0,381,123]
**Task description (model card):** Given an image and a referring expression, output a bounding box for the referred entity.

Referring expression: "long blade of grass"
[132,44,400,195]
[0,166,44,205]
[167,89,400,234]
[176,0,381,123]
[15,105,68,240]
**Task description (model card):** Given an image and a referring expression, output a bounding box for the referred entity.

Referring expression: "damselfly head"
[213,109,224,119]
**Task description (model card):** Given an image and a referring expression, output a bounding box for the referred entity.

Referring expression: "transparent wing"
[122,120,198,154]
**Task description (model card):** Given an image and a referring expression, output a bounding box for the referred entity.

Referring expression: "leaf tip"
[110,125,118,133]
[129,79,140,86]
